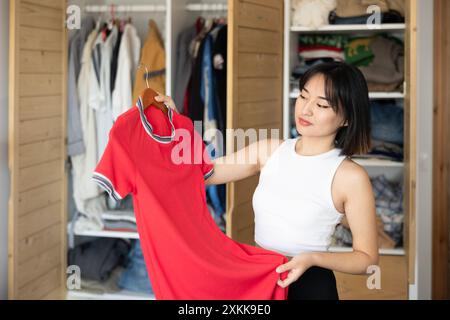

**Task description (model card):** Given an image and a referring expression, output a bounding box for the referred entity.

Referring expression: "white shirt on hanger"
[112,23,141,121]
[89,26,118,162]
[71,28,107,230]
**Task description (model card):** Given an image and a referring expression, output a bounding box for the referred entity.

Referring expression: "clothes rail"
[84,5,166,13]
[186,3,228,11]
[84,3,227,13]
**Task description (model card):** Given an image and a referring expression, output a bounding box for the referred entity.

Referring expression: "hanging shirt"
[174,25,197,113]
[187,25,208,130]
[212,25,227,143]
[200,31,226,221]
[112,23,141,121]
[201,33,220,154]
[92,98,288,299]
[67,17,95,156]
[89,26,118,162]
[70,28,107,230]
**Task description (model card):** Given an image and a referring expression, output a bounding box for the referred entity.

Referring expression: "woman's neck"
[295,136,336,156]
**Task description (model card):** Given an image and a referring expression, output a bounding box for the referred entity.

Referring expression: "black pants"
[287,266,339,300]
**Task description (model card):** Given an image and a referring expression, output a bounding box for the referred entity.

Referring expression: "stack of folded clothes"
[291,35,349,85]
[292,57,337,80]
[291,0,405,29]
[101,209,137,232]
[344,34,404,92]
[361,99,404,161]
[357,35,404,92]
[292,34,404,93]
[291,0,337,29]
[332,174,403,248]
[371,175,404,247]
[68,238,131,284]
[67,238,156,296]
[117,240,154,295]
[298,34,349,62]
[332,215,397,249]
[344,36,375,67]
[329,0,405,25]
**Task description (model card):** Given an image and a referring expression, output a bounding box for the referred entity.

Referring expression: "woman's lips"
[298,117,312,126]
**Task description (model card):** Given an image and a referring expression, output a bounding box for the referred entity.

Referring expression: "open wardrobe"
[7,0,424,300]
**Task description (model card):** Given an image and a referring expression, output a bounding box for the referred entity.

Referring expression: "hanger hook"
[137,63,150,89]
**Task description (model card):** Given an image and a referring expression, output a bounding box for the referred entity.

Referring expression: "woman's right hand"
[154,93,178,113]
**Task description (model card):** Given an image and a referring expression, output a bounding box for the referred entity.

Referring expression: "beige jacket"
[132,19,166,105]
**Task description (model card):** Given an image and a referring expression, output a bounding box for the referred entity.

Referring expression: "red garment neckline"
[136,96,176,144]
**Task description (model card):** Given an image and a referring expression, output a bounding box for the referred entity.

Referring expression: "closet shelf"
[352,158,404,168]
[368,92,405,99]
[328,246,405,256]
[67,288,155,300]
[73,228,139,240]
[289,90,405,100]
[290,23,405,33]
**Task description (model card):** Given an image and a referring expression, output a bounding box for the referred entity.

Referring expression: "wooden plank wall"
[8,0,67,299]
[335,255,408,300]
[226,0,284,244]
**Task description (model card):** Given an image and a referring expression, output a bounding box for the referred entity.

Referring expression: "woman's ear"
[342,120,349,127]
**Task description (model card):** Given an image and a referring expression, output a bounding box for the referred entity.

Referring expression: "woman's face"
[294,74,347,138]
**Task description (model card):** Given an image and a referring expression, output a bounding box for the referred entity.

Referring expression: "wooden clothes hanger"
[137,64,168,115]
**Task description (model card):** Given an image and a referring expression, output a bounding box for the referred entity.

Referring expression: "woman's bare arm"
[152,93,283,186]
[206,138,283,185]
[309,161,379,274]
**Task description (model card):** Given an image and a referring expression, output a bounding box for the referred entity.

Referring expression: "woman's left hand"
[275,253,315,288]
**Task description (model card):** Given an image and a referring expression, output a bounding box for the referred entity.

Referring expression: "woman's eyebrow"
[302,87,331,103]
[318,96,331,102]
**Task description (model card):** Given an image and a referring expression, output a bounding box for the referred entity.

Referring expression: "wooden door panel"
[227,0,284,244]
[237,101,282,128]
[9,0,67,299]
[335,256,408,300]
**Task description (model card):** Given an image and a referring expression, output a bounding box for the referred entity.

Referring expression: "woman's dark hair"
[298,61,371,156]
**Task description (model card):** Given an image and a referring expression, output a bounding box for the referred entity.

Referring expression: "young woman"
[156,61,379,300]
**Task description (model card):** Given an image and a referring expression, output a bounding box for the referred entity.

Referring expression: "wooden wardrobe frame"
[6,0,422,300]
[432,0,450,300]
[8,0,68,299]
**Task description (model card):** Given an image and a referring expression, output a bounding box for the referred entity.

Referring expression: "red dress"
[92,97,288,299]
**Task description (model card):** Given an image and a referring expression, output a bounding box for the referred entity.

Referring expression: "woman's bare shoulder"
[334,158,372,195]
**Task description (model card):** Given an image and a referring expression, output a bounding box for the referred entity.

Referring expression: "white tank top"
[253,138,346,257]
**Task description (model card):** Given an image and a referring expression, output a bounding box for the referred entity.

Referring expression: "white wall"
[409,0,434,300]
[0,0,10,301]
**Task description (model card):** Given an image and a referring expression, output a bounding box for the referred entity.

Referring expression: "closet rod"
[185,3,228,11]
[84,5,166,13]
[84,3,227,13]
